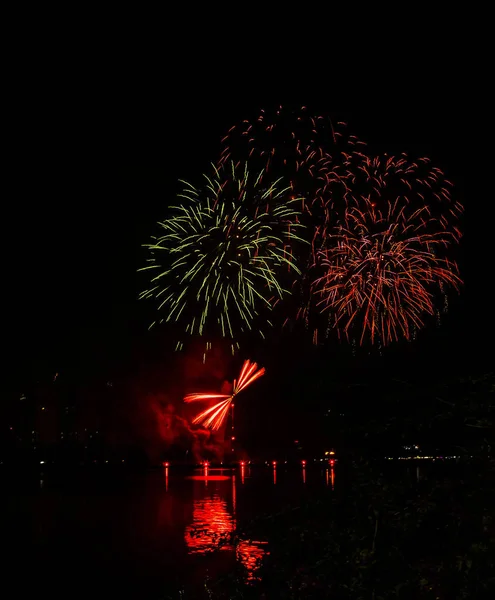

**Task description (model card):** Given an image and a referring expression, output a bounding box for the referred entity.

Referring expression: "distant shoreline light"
[384,455,468,460]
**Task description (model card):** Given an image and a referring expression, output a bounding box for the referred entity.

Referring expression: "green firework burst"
[139,161,307,353]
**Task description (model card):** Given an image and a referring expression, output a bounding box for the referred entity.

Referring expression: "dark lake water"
[1,462,442,598]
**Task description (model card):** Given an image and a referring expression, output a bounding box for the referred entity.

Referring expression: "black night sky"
[4,50,493,455]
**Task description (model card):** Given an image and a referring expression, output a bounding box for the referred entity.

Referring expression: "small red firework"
[184,359,265,431]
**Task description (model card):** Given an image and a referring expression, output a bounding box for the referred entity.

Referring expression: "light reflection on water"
[177,465,337,581]
[183,469,269,581]
[236,539,269,581]
[185,494,234,553]
[3,463,340,595]
[2,461,466,599]
[178,464,338,580]
[326,466,335,489]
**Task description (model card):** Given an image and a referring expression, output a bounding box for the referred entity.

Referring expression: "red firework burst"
[219,105,330,174]
[219,107,367,211]
[184,359,265,430]
[310,153,463,345]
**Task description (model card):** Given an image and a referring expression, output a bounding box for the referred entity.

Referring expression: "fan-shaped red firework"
[184,360,265,431]
[310,154,463,346]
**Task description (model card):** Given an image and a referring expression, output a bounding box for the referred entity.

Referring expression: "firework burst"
[185,359,265,431]
[219,105,330,174]
[220,107,368,337]
[139,162,307,354]
[219,106,362,211]
[310,153,463,346]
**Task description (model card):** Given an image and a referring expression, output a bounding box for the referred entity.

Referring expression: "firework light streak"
[311,154,463,345]
[220,107,370,340]
[139,162,306,354]
[184,360,265,431]
[219,105,331,175]
[219,106,367,214]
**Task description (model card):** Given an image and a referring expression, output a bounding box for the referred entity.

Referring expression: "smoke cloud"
[117,341,235,464]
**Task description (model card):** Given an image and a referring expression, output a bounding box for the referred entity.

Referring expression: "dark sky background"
[5,51,492,434]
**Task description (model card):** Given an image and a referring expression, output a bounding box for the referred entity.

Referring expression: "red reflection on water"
[184,477,268,581]
[236,539,269,582]
[186,475,231,481]
[185,496,234,553]
[326,467,335,489]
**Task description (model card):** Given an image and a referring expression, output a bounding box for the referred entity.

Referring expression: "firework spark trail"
[219,107,367,215]
[310,154,462,345]
[138,162,307,354]
[219,105,332,176]
[184,359,265,430]
[219,107,370,338]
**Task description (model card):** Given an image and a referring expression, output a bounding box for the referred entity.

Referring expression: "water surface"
[2,464,337,598]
